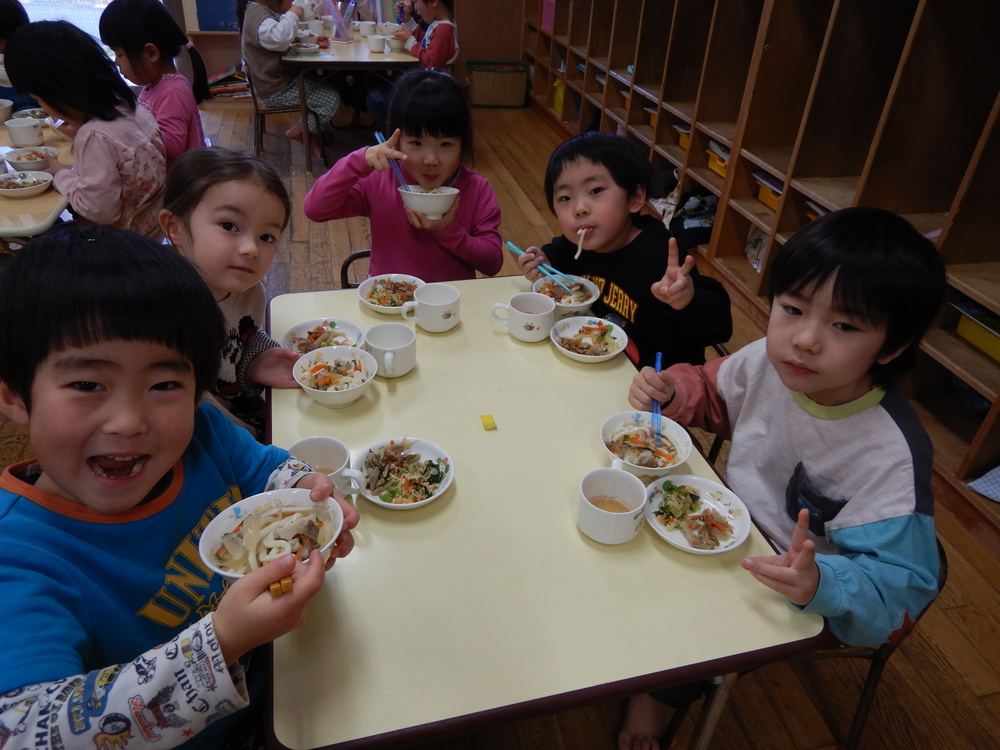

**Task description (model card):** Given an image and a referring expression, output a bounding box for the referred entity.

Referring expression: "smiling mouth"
[89,455,148,480]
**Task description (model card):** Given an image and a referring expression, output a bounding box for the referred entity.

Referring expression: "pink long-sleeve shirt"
[139,74,205,170]
[303,146,503,281]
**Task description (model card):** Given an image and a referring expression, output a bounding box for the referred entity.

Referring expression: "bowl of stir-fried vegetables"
[352,437,454,509]
[358,273,425,315]
[294,346,377,408]
[199,488,344,578]
[4,146,59,171]
[643,475,750,555]
[550,317,627,363]
[0,170,52,198]
[532,274,600,317]
[283,317,366,354]
[600,411,693,480]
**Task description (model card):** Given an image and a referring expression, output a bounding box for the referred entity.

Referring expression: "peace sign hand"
[739,508,820,607]
[651,237,696,310]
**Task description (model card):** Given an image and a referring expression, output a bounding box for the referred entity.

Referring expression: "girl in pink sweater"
[304,68,501,282]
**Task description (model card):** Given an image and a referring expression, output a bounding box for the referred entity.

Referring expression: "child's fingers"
[788,508,811,558]
[667,237,680,270]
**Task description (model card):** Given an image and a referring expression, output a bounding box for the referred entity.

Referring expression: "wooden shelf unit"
[521,0,1000,527]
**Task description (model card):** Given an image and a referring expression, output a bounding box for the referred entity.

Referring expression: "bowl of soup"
[294,346,377,408]
[599,411,693,482]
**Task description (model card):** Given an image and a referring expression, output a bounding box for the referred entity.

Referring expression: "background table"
[282,34,418,172]
[267,276,825,750]
[0,124,72,249]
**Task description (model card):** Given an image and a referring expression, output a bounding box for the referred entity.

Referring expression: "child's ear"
[876,343,909,366]
[158,208,182,245]
[0,381,29,426]
[627,185,647,214]
[144,43,161,64]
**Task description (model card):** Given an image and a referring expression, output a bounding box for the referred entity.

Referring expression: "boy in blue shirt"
[0,226,359,748]
[621,207,945,749]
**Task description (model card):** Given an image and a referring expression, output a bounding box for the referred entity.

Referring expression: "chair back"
[340,249,371,289]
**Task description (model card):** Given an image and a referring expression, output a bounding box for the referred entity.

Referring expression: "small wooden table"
[0,124,73,250]
[266,276,826,750]
[282,34,418,172]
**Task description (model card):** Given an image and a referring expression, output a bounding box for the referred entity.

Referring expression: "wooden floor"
[3,99,1000,749]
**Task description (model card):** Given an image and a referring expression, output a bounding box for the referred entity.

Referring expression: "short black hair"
[5,21,136,120]
[0,0,28,40]
[544,132,653,212]
[163,147,291,231]
[386,68,473,164]
[0,225,224,409]
[100,0,211,103]
[767,206,946,388]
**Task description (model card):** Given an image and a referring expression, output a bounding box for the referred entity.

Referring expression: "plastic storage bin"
[468,61,528,108]
[953,301,1000,363]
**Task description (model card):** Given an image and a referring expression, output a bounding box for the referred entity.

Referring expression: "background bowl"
[358,273,425,314]
[294,346,377,408]
[600,411,693,482]
[0,98,11,121]
[0,171,52,199]
[13,107,47,123]
[352,437,455,509]
[533,274,600,317]
[198,488,344,579]
[291,42,320,55]
[283,317,366,354]
[550,317,627,363]
[4,146,59,171]
[378,22,402,34]
[385,35,406,51]
[398,185,459,220]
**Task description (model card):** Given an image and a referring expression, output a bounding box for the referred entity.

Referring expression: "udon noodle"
[213,501,335,575]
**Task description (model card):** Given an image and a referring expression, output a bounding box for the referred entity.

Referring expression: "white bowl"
[600,411,693,482]
[0,171,53,199]
[198,488,344,579]
[0,99,11,121]
[294,346,377,408]
[12,107,48,123]
[644,474,751,555]
[4,146,59,171]
[398,185,459,221]
[291,42,320,55]
[357,273,425,314]
[550,316,627,363]
[283,317,366,354]
[378,22,402,34]
[352,437,454,509]
[532,274,600,317]
[385,35,406,51]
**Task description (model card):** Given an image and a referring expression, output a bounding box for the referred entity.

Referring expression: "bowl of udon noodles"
[533,274,600,317]
[199,488,344,579]
[600,411,693,482]
[294,346,377,408]
[282,317,366,354]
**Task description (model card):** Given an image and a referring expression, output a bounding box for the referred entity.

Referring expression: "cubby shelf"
[522,0,1000,530]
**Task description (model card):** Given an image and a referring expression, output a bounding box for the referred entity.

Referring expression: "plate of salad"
[352,437,454,509]
[550,317,627,363]
[644,475,750,555]
[358,274,425,314]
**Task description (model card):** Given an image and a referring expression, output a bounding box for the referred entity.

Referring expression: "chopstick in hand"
[504,241,573,292]
[374,131,410,192]
[652,351,663,447]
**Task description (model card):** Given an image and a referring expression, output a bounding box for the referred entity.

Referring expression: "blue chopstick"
[374,131,410,192]
[504,241,572,292]
[652,351,663,446]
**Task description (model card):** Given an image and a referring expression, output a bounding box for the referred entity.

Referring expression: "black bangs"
[387,69,472,162]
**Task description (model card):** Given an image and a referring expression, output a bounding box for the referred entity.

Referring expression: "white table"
[267,276,825,750]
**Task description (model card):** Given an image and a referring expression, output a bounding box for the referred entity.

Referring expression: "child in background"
[620,207,945,749]
[238,0,346,156]
[0,0,35,111]
[517,132,731,369]
[5,21,165,236]
[100,0,210,171]
[158,147,301,439]
[393,0,458,70]
[0,225,359,750]
[305,68,502,282]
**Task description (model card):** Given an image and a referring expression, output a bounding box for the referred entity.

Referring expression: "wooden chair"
[244,65,300,157]
[665,540,948,750]
[339,249,370,289]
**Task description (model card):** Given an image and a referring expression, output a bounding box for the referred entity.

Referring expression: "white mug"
[400,283,460,332]
[0,99,12,123]
[307,18,324,35]
[359,20,376,36]
[366,322,416,378]
[366,34,386,52]
[289,436,366,495]
[6,118,43,147]
[491,292,555,342]
[576,459,647,544]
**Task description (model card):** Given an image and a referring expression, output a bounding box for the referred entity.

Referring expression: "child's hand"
[628,367,675,411]
[41,155,69,175]
[516,245,550,282]
[395,0,412,21]
[248,347,300,388]
[393,27,412,42]
[291,475,361,570]
[289,3,305,18]
[651,238,696,310]
[740,508,820,607]
[364,128,407,172]
[213,549,326,667]
[403,194,459,231]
